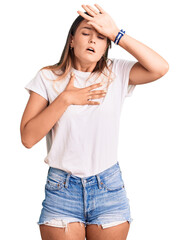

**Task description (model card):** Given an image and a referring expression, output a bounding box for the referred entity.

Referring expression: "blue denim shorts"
[37,161,133,231]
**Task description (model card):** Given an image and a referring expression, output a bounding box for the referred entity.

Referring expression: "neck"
[72,58,97,72]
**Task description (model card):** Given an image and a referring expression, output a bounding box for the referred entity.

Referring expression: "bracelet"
[114,29,125,45]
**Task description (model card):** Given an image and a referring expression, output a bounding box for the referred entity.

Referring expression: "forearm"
[111,30,169,75]
[22,92,70,148]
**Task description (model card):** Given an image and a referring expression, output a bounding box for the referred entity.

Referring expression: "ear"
[70,35,74,48]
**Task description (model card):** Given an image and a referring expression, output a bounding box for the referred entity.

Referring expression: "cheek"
[97,45,107,56]
[74,40,88,53]
[73,43,84,56]
[100,41,107,51]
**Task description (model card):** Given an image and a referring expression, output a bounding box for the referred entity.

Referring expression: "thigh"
[39,222,86,240]
[86,221,130,240]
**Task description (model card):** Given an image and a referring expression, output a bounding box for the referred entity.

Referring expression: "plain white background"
[1,0,188,239]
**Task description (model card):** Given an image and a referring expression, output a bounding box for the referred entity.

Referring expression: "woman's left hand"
[77,4,119,42]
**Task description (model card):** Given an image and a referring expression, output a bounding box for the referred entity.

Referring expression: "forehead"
[78,20,96,32]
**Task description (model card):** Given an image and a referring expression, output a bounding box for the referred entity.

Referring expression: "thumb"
[67,72,75,87]
[65,72,75,91]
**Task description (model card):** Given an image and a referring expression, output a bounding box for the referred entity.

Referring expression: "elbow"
[160,63,169,76]
[24,143,33,149]
[21,135,34,149]
[20,123,35,149]
[21,139,33,149]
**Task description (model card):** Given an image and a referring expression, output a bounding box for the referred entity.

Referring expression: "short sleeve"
[112,58,137,98]
[24,70,49,101]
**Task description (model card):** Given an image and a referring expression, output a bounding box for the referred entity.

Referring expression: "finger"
[87,95,92,100]
[70,72,75,79]
[81,5,96,17]
[88,90,106,95]
[89,92,106,98]
[94,3,106,14]
[77,10,93,21]
[85,83,103,91]
[67,72,75,85]
[87,21,102,33]
[86,4,100,15]
[88,100,100,105]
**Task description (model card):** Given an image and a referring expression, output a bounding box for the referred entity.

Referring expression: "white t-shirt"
[24,58,137,177]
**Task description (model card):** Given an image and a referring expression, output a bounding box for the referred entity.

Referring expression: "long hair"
[40,12,114,93]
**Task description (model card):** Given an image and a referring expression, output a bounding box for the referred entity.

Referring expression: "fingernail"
[71,72,75,77]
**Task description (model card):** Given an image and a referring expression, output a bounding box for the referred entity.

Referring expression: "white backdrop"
[1,0,188,239]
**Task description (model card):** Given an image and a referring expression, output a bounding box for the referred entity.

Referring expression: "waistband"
[48,161,121,188]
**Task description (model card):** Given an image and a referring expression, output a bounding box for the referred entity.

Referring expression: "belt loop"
[96,175,102,189]
[65,173,71,188]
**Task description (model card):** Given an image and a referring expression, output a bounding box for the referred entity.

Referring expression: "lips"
[86,47,95,53]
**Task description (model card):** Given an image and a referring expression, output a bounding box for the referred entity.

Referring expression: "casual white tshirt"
[24,58,137,177]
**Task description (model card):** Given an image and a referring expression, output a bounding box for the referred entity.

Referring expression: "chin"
[74,52,102,65]
[80,56,99,64]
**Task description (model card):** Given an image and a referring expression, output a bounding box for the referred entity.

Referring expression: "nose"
[88,39,96,44]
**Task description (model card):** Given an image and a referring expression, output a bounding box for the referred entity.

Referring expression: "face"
[70,20,108,67]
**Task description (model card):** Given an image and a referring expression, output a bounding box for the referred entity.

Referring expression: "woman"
[20,4,169,240]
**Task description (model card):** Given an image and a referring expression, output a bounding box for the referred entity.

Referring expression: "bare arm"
[20,73,106,148]
[78,4,169,85]
[20,91,69,149]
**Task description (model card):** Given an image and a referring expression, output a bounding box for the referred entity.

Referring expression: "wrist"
[110,27,120,42]
[60,91,71,107]
[112,28,125,45]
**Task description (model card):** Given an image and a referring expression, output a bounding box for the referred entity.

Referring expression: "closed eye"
[82,33,105,40]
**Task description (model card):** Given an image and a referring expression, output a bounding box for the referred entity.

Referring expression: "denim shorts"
[37,161,133,231]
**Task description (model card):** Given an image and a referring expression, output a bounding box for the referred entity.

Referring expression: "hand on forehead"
[79,20,99,33]
[78,21,107,39]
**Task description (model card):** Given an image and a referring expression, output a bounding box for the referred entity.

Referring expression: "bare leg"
[86,221,130,240]
[39,222,86,240]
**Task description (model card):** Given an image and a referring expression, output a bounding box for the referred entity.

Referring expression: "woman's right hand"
[62,72,107,105]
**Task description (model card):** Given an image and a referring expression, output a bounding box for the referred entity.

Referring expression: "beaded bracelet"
[114,29,125,45]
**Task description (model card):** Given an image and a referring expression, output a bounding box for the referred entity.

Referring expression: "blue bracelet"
[114,29,125,45]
